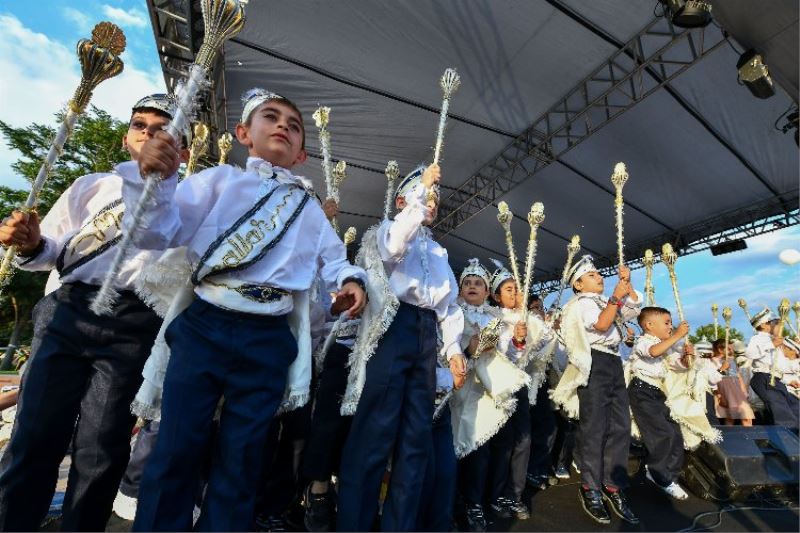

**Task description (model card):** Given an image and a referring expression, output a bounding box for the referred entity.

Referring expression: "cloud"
[0,14,165,189]
[62,7,91,33]
[101,5,148,29]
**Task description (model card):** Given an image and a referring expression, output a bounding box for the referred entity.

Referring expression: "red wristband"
[512,337,526,349]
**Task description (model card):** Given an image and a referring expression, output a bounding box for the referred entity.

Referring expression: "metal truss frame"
[531,191,800,296]
[434,16,728,235]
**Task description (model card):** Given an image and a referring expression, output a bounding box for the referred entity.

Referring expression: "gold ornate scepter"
[185,123,210,175]
[0,22,125,290]
[552,235,581,312]
[343,227,357,247]
[312,106,334,200]
[662,243,689,367]
[771,298,791,386]
[217,131,233,165]
[722,306,736,376]
[329,160,347,233]
[433,316,503,420]
[794,301,800,341]
[610,162,629,270]
[383,160,400,220]
[738,298,752,325]
[520,202,545,318]
[712,303,719,339]
[496,201,522,295]
[91,0,246,315]
[643,249,656,306]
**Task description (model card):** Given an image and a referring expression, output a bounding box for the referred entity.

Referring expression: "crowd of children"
[0,89,797,532]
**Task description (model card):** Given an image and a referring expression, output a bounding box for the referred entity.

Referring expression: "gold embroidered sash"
[57,198,125,276]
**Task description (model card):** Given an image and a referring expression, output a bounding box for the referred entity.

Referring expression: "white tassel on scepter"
[610,162,628,270]
[383,160,400,220]
[433,68,460,165]
[551,235,580,315]
[90,0,247,315]
[312,106,334,197]
[496,201,522,294]
[643,249,656,306]
[520,202,545,317]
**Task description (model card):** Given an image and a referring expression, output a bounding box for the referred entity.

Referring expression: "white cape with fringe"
[549,296,592,419]
[340,225,400,416]
[131,247,312,420]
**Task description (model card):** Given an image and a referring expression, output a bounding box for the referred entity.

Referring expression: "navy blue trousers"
[502,387,531,501]
[750,372,800,429]
[628,379,684,486]
[576,350,631,490]
[132,298,297,532]
[459,428,509,506]
[528,380,558,478]
[417,404,457,531]
[337,302,437,531]
[0,282,160,532]
[301,342,353,482]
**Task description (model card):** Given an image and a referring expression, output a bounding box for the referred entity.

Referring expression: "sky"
[0,0,797,337]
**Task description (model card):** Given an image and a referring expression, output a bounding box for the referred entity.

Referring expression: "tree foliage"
[0,107,129,342]
[689,323,746,345]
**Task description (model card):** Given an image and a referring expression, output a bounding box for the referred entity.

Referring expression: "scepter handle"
[433,97,450,165]
[0,111,79,289]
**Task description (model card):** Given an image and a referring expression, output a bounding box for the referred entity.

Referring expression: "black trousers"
[750,372,800,429]
[503,387,531,501]
[256,400,313,518]
[301,342,353,482]
[528,380,558,477]
[459,430,508,506]
[0,282,160,531]
[553,414,578,468]
[119,420,160,498]
[628,379,684,487]
[576,350,631,490]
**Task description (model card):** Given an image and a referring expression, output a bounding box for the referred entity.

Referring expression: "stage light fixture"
[737,49,776,99]
[710,239,747,256]
[659,0,713,28]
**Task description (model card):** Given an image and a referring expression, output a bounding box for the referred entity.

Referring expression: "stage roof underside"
[148,0,799,289]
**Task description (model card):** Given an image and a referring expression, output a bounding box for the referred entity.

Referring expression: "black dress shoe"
[578,487,610,525]
[601,487,639,524]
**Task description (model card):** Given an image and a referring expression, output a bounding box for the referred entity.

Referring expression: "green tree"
[0,107,129,361]
[689,323,746,345]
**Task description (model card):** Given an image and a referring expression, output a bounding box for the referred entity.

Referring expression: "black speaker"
[681,426,799,501]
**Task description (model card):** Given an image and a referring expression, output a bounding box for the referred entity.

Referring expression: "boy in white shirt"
[628,307,691,501]
[0,95,178,531]
[745,308,799,428]
[552,255,641,525]
[336,165,466,531]
[122,88,366,531]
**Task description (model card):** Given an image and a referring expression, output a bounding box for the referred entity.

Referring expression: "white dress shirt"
[746,332,800,377]
[630,334,685,386]
[574,290,642,355]
[377,183,463,358]
[118,158,365,315]
[15,171,157,291]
